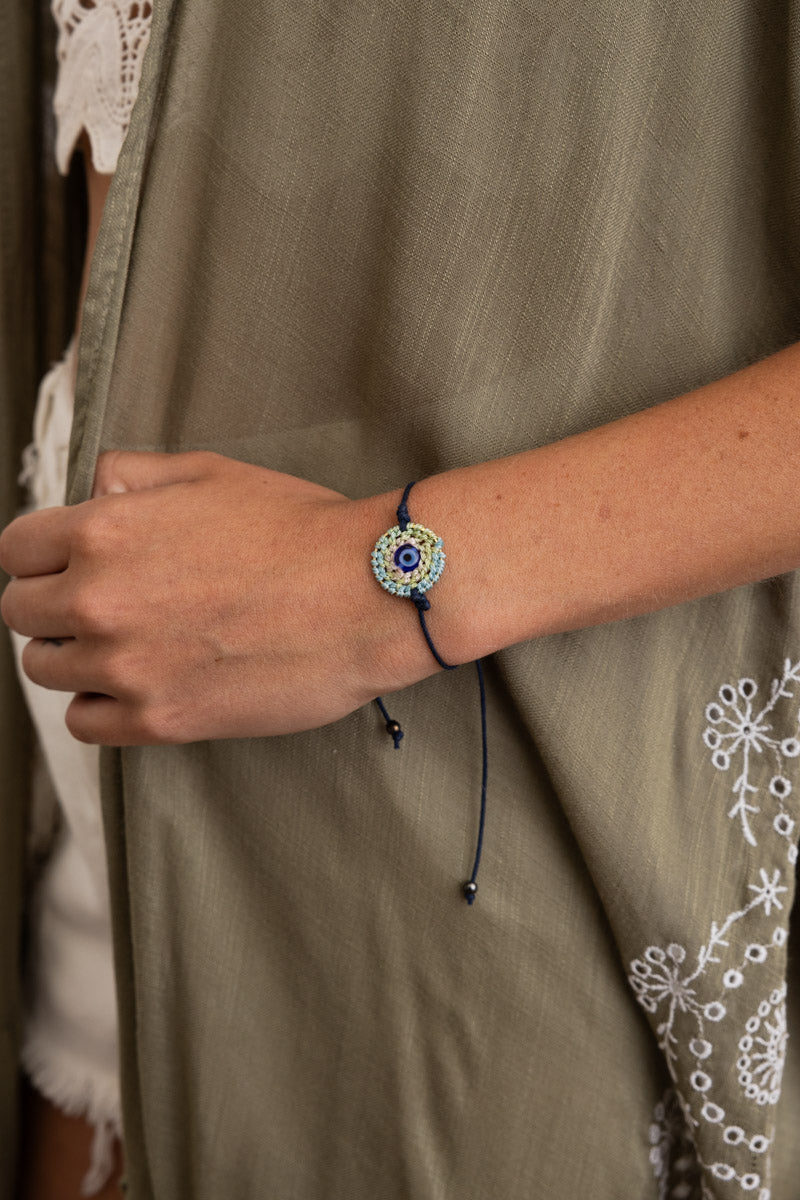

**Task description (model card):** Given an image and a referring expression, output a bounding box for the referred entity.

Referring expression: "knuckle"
[134,702,183,745]
[101,646,143,696]
[65,583,112,635]
[93,450,126,496]
[71,510,115,559]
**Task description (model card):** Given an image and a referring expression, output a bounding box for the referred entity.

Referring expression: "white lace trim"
[52,0,153,175]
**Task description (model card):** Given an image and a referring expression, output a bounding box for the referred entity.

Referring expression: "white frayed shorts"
[11,343,121,1196]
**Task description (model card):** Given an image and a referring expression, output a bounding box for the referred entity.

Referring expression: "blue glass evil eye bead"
[372,522,445,596]
[394,543,421,573]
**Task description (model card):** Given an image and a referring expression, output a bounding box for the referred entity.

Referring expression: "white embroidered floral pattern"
[633,896,785,1195]
[52,0,153,174]
[702,660,800,857]
[631,662,800,1200]
[737,991,787,1106]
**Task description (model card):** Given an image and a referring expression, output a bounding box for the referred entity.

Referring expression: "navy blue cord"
[411,591,456,672]
[396,481,415,531]
[465,659,488,904]
[374,481,489,904]
[375,695,404,748]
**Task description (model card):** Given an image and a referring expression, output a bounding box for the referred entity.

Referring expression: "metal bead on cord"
[371,481,488,905]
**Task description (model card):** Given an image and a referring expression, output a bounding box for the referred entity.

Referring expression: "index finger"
[0,506,73,577]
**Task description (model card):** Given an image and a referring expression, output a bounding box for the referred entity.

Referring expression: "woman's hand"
[5,339,800,748]
[0,451,426,745]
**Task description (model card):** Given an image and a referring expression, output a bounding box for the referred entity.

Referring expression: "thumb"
[92,450,219,498]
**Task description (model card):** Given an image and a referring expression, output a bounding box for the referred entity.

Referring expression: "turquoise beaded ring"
[371,522,445,597]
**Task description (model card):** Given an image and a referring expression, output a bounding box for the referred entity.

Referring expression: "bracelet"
[372,481,488,905]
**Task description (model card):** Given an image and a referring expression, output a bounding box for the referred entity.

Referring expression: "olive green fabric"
[40,0,800,1196]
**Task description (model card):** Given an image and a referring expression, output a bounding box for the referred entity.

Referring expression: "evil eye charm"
[394,544,421,572]
[371,522,445,597]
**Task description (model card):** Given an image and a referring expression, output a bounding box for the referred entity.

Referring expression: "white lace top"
[52,0,153,175]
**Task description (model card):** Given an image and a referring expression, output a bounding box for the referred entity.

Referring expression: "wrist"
[352,476,489,701]
[345,490,441,702]
[393,467,514,665]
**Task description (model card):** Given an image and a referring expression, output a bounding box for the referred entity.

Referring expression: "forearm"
[368,341,800,673]
[4,342,799,745]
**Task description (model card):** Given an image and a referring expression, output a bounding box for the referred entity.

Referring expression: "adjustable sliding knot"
[375,697,404,748]
[372,480,489,905]
[386,720,403,748]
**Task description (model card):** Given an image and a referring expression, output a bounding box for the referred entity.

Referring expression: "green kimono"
[4,1,800,1196]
